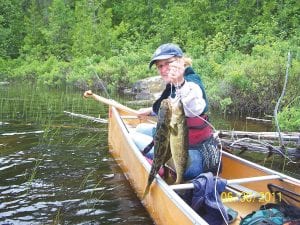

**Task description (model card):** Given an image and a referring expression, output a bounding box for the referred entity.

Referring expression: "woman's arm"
[137,107,153,116]
[176,81,206,117]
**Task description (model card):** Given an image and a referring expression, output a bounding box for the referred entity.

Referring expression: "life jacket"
[186,115,213,146]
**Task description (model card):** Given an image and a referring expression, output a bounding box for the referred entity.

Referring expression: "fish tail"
[142,140,154,155]
[142,172,155,199]
[173,165,183,184]
[174,172,184,184]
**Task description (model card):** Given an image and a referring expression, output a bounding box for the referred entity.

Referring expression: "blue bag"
[240,208,284,225]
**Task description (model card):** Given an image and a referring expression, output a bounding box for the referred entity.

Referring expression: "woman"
[135,43,221,181]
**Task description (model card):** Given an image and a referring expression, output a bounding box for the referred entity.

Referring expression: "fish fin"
[164,145,172,163]
[142,184,151,199]
[169,124,178,135]
[143,168,156,199]
[142,140,154,155]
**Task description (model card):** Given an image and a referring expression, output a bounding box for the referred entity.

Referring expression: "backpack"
[240,208,284,225]
[240,183,300,225]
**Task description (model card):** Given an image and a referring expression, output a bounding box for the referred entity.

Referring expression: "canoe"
[105,101,300,225]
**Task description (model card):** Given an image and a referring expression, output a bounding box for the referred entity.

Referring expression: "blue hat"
[149,43,183,68]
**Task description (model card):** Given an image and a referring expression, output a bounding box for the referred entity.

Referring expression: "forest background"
[0,0,299,131]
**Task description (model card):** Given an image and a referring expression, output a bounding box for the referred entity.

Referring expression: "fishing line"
[95,74,111,99]
[89,64,111,99]
[174,87,229,225]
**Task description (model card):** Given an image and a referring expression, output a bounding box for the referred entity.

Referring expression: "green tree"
[0,0,24,58]
[43,0,74,61]
[71,0,118,58]
[21,0,48,60]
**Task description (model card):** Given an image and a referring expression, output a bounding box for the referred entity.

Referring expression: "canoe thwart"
[170,174,281,190]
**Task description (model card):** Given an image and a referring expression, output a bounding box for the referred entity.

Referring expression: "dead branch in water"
[220,138,299,161]
[246,117,272,123]
[218,130,300,145]
[274,51,291,147]
[64,111,108,123]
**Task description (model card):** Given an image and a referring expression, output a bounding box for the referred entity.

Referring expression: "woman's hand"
[83,90,93,98]
[168,59,185,86]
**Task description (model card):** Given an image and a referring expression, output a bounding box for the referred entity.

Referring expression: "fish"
[143,99,172,198]
[169,98,188,184]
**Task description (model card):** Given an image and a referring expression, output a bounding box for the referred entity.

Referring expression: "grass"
[26,157,43,193]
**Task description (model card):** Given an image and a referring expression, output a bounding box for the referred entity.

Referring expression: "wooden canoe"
[107,105,300,225]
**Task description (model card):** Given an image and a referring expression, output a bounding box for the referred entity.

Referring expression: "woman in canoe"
[135,43,221,181]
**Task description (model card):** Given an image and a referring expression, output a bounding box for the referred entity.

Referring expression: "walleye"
[169,98,188,184]
[143,99,172,198]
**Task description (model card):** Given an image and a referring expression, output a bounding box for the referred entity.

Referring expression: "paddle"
[83,90,153,119]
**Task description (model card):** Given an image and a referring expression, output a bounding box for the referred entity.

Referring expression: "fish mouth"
[170,96,181,105]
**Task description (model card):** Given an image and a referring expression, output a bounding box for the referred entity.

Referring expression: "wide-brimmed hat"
[149,43,183,68]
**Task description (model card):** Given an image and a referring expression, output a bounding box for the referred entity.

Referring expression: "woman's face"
[155,57,184,84]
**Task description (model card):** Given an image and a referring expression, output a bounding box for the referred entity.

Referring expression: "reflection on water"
[0,83,153,225]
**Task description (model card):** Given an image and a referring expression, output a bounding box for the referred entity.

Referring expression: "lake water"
[0,83,153,225]
[0,83,298,224]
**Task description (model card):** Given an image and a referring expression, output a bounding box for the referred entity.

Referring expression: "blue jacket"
[184,172,229,225]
